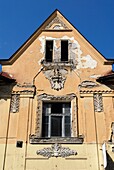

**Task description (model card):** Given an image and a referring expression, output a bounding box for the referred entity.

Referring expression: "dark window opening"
[16,141,23,148]
[42,102,71,138]
[61,40,68,61]
[51,116,62,136]
[45,40,53,62]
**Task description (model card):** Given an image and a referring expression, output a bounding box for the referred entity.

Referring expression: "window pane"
[61,40,68,61]
[42,102,71,138]
[65,125,71,136]
[63,103,71,114]
[43,103,51,115]
[45,41,53,62]
[51,116,62,136]
[51,103,62,114]
[42,116,49,137]
[65,116,70,123]
[65,116,71,137]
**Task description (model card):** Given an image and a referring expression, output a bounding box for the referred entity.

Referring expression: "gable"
[0,9,111,90]
[0,9,108,65]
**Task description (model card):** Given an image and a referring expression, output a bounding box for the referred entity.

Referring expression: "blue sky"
[0,0,114,63]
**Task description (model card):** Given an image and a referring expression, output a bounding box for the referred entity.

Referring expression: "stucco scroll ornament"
[36,143,77,158]
[93,93,103,112]
[44,67,68,91]
[10,94,20,113]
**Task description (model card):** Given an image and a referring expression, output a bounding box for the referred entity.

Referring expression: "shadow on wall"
[106,152,114,170]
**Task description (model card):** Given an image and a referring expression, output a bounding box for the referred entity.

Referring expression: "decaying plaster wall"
[38,35,97,69]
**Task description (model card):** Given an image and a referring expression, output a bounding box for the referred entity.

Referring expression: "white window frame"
[42,102,71,138]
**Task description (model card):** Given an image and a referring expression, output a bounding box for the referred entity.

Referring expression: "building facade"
[0,10,114,170]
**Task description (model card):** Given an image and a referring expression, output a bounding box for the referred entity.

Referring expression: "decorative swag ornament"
[36,143,77,158]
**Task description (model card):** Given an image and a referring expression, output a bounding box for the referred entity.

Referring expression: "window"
[45,40,53,62]
[42,102,71,137]
[45,40,68,62]
[16,141,23,148]
[61,40,68,61]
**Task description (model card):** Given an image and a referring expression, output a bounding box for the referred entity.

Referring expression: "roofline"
[0,9,59,65]
[0,9,109,65]
[57,10,108,62]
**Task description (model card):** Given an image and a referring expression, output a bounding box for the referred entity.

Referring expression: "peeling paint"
[39,36,45,54]
[90,74,101,79]
[38,36,97,69]
[80,55,97,69]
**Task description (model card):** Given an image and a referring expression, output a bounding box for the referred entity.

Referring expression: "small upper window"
[45,40,68,63]
[45,40,53,62]
[61,40,68,62]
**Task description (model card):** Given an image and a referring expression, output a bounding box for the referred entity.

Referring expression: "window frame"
[45,40,53,62]
[29,94,84,144]
[45,39,69,63]
[61,40,68,62]
[42,101,71,138]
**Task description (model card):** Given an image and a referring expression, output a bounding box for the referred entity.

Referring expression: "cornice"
[80,90,114,94]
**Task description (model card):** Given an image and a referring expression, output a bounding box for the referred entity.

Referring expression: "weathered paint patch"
[38,36,97,69]
[80,55,97,69]
[90,74,101,79]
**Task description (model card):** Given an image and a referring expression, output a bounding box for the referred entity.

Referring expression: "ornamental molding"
[80,90,114,94]
[36,143,77,158]
[79,81,98,88]
[35,100,42,135]
[43,66,68,91]
[12,90,34,95]
[93,93,103,112]
[45,16,68,30]
[37,93,76,101]
[10,94,20,113]
[12,84,35,95]
[35,93,76,136]
[30,135,84,144]
[41,60,76,91]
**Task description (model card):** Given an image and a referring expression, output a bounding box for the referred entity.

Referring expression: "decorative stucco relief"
[35,100,42,136]
[79,81,98,88]
[43,66,68,91]
[12,84,35,95]
[10,94,20,113]
[93,93,103,112]
[37,93,76,101]
[45,16,68,30]
[36,143,77,158]
[38,36,98,90]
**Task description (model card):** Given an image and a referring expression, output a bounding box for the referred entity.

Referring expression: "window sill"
[41,59,76,68]
[29,135,84,144]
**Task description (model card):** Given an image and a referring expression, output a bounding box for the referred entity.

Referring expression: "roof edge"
[0,9,59,65]
[0,9,110,65]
